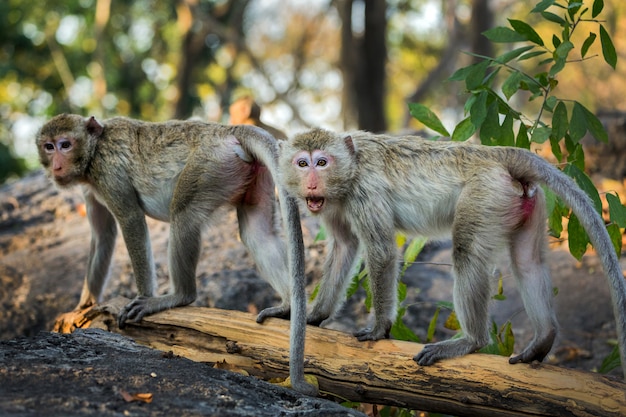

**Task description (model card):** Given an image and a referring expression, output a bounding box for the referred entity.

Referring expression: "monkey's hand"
[256,304,291,323]
[354,320,392,341]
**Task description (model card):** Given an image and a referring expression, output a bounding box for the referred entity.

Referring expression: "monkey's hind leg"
[234,170,293,323]
[118,211,202,327]
[414,188,499,365]
[508,187,557,365]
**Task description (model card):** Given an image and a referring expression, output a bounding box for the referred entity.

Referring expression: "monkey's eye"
[43,143,55,152]
[59,139,72,150]
[297,159,308,168]
[316,158,327,167]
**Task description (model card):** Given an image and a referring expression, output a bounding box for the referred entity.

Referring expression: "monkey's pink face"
[40,136,78,186]
[292,150,333,213]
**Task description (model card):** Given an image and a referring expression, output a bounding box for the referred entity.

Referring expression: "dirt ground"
[1,121,626,414]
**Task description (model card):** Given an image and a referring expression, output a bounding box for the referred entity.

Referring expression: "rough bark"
[65,297,626,417]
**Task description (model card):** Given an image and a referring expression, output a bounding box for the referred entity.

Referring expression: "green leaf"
[530,126,552,144]
[502,70,522,100]
[508,19,544,46]
[566,141,585,171]
[581,32,597,58]
[600,24,617,69]
[479,101,500,146]
[564,163,603,214]
[470,90,489,127]
[402,236,427,273]
[552,34,562,48]
[408,103,450,137]
[569,102,587,142]
[548,191,565,238]
[495,45,535,64]
[607,193,626,228]
[426,307,440,342]
[500,113,515,147]
[466,60,490,90]
[577,102,608,142]
[552,101,568,140]
[532,0,556,13]
[483,26,527,43]
[518,50,548,61]
[550,41,574,76]
[598,344,622,374]
[313,225,326,242]
[592,0,604,18]
[390,312,420,343]
[516,123,530,149]
[607,223,623,258]
[568,213,590,260]
[568,1,583,20]
[550,135,563,161]
[541,11,566,24]
[452,117,476,142]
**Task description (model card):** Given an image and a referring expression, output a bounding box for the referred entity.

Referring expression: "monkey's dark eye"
[59,140,72,150]
[43,143,54,151]
[297,159,308,167]
[317,159,327,167]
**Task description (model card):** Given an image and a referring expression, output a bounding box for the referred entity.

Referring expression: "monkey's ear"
[85,116,104,138]
[343,135,356,155]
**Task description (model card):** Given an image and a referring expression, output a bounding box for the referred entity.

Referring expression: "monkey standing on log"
[277,127,626,377]
[36,114,317,395]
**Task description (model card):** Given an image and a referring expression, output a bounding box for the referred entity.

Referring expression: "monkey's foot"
[354,321,391,341]
[414,339,482,365]
[256,305,290,323]
[118,294,195,328]
[53,305,97,334]
[509,330,555,364]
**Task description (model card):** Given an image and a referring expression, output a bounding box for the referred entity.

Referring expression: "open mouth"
[306,197,325,212]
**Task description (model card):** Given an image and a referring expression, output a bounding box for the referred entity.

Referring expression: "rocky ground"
[1,128,626,415]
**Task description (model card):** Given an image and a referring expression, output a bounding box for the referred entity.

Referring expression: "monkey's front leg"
[353,241,398,341]
[54,192,118,333]
[307,228,360,326]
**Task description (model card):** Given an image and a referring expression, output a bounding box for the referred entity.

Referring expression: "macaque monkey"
[229,96,287,140]
[279,127,626,377]
[36,114,317,395]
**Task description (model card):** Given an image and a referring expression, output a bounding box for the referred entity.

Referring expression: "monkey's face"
[294,150,332,213]
[38,135,81,187]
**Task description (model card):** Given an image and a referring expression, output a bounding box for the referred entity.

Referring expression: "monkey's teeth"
[306,197,325,212]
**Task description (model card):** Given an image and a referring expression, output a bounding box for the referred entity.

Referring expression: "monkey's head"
[280,128,358,214]
[36,114,104,188]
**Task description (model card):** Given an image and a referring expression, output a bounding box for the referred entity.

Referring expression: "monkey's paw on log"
[68,297,626,417]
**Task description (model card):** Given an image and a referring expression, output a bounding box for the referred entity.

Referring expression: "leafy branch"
[410,0,625,260]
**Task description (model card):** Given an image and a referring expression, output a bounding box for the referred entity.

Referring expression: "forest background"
[2,0,626,184]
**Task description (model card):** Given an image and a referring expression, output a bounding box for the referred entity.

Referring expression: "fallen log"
[57,297,626,417]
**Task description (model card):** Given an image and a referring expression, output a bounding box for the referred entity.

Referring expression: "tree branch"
[58,297,626,417]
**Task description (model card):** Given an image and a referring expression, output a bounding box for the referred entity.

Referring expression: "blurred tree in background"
[1,0,625,183]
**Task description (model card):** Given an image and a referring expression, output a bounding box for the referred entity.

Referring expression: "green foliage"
[599,344,621,374]
[410,0,623,260]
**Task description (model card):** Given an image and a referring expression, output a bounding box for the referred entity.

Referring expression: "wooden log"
[61,297,626,417]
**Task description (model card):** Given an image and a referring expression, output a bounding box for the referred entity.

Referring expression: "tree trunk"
[339,0,387,132]
[60,298,626,417]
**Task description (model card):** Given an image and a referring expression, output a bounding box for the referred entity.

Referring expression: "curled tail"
[503,147,626,378]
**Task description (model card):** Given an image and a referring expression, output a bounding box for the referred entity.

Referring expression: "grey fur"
[279,128,626,378]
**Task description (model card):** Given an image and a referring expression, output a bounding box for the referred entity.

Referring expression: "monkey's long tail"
[505,148,626,380]
[231,125,317,395]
